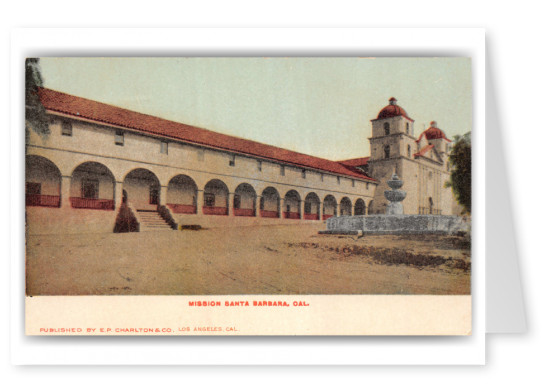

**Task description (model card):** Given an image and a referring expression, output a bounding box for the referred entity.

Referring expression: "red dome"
[376,98,412,121]
[417,121,451,142]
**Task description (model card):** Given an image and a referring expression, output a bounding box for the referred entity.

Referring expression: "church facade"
[25,89,458,234]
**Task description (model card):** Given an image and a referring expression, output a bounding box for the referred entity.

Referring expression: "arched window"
[384,122,390,135]
[384,145,390,159]
[407,145,411,158]
[406,122,409,134]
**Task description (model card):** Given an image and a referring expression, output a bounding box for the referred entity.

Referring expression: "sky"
[39,57,472,161]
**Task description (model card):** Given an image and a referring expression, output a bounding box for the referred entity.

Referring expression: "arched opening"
[384,145,390,159]
[367,200,375,215]
[340,197,352,216]
[203,179,229,215]
[322,195,337,220]
[25,155,61,207]
[429,197,434,215]
[123,168,161,211]
[283,190,301,219]
[233,183,256,217]
[304,192,321,220]
[167,174,198,214]
[70,161,115,210]
[354,199,366,216]
[260,187,280,218]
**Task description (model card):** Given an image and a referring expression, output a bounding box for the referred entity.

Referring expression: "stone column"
[255,196,262,218]
[299,199,305,220]
[279,197,285,219]
[196,189,204,215]
[114,181,124,210]
[160,185,168,206]
[228,192,234,216]
[60,175,72,209]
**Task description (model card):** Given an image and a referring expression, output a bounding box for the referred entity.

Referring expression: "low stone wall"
[322,215,468,235]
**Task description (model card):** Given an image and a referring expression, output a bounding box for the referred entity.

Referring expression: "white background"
[1,0,548,389]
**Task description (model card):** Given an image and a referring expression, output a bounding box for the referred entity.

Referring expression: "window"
[160,141,168,154]
[320,173,324,182]
[26,182,41,195]
[197,149,205,161]
[406,122,409,134]
[301,169,306,179]
[384,145,390,159]
[61,121,72,136]
[366,182,369,190]
[81,179,99,199]
[233,194,241,209]
[351,179,355,187]
[407,145,411,158]
[204,193,215,207]
[337,176,341,185]
[115,130,124,146]
[257,160,262,172]
[229,155,235,166]
[384,122,390,135]
[280,165,285,176]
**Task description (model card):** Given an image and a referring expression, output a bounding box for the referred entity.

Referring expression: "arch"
[234,183,256,217]
[354,198,366,216]
[70,161,116,210]
[283,190,301,219]
[340,197,352,216]
[304,192,321,220]
[322,195,338,220]
[203,179,229,215]
[123,168,161,210]
[25,155,62,208]
[167,174,198,214]
[367,200,375,215]
[260,186,280,218]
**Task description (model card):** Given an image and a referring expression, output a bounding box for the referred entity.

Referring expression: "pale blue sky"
[39,57,472,161]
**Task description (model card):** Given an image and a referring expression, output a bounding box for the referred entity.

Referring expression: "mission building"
[25,89,459,234]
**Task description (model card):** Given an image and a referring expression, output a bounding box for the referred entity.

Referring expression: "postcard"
[24,56,472,336]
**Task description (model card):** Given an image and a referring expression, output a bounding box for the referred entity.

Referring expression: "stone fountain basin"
[384,190,406,202]
[321,214,468,235]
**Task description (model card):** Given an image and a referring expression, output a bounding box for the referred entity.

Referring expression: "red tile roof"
[416,123,452,143]
[373,98,414,122]
[37,88,377,182]
[337,157,370,167]
[413,144,435,157]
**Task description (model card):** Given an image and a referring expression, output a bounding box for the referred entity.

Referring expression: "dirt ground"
[25,223,471,296]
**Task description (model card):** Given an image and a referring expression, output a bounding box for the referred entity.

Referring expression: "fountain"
[320,172,468,235]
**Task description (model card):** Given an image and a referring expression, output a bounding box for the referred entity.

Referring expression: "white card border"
[10,27,485,365]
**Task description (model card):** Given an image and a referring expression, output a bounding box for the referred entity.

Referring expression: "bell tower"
[367,97,418,215]
[369,97,415,161]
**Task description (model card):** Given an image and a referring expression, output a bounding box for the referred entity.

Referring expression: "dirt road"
[26,224,470,295]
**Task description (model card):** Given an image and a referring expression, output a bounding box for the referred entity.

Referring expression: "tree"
[446,132,471,214]
[25,58,49,142]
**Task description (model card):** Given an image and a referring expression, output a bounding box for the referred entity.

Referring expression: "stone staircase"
[135,209,174,231]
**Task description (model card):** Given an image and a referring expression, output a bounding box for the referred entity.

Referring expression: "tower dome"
[376,97,412,121]
[417,121,451,142]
